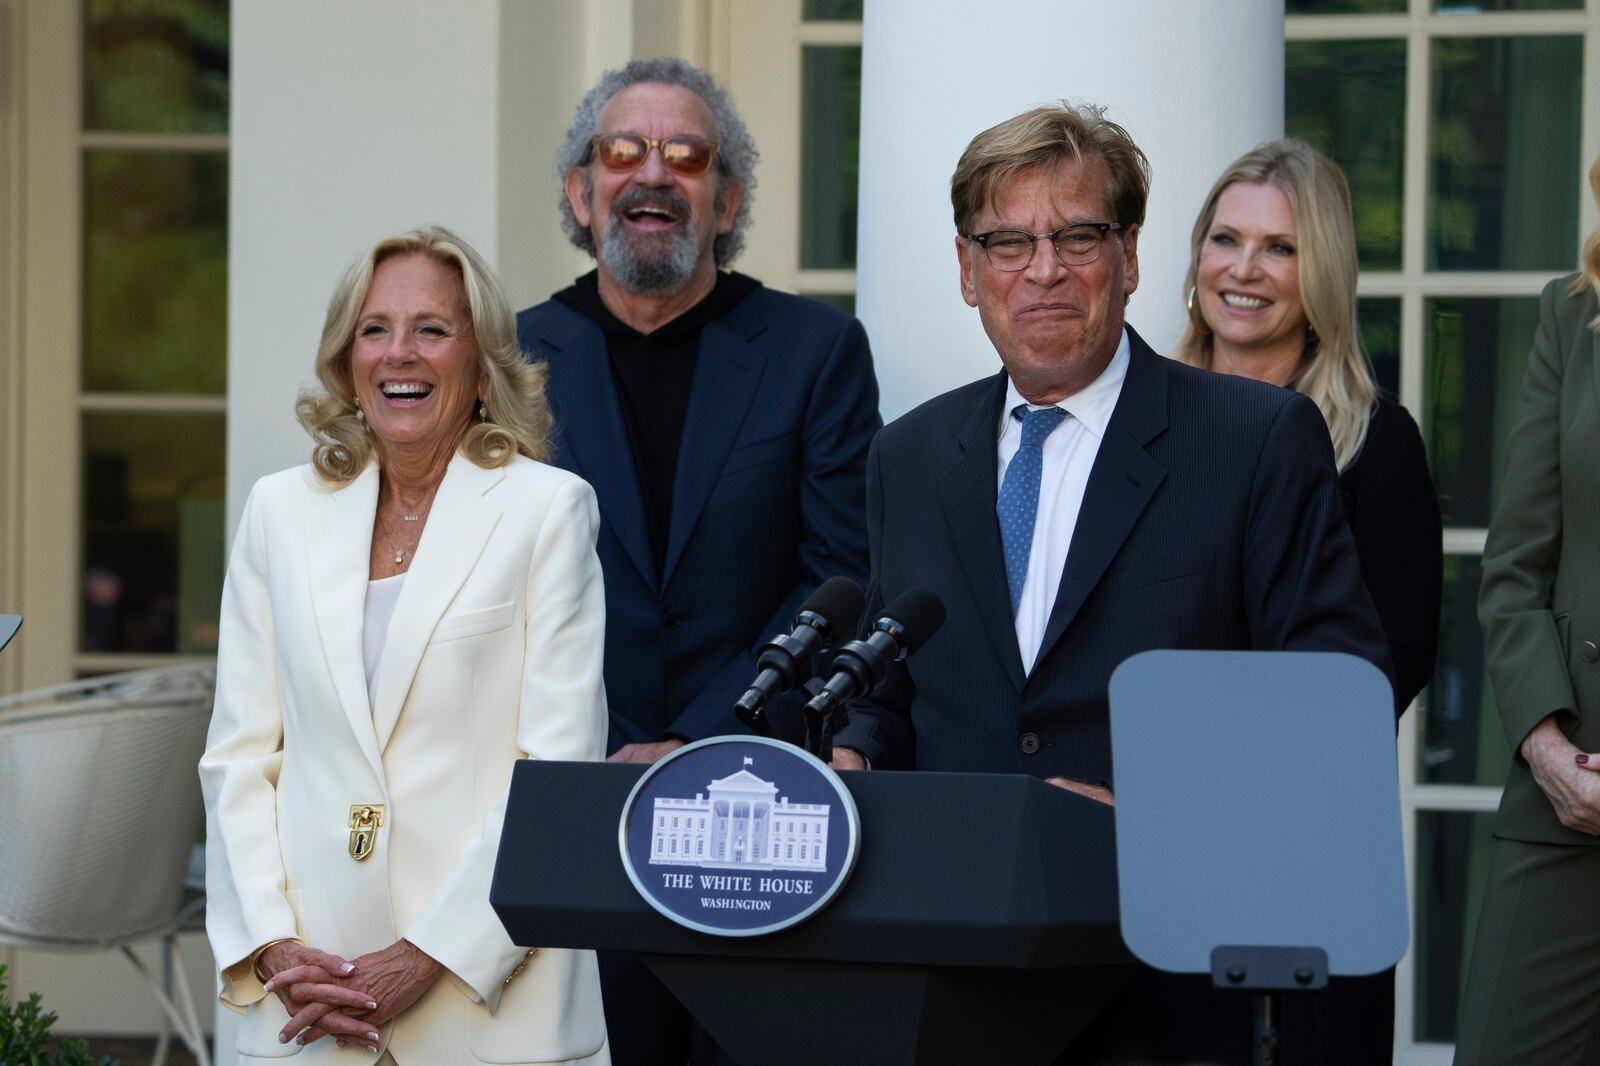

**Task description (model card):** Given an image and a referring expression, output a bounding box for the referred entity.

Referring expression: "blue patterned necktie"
[998,405,1068,616]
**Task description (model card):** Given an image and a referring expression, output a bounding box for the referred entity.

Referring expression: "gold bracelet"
[250,937,303,983]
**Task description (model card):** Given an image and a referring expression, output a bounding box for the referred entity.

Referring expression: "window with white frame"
[1287,0,1595,1058]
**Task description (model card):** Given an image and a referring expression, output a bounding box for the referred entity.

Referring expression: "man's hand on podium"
[830,747,868,771]
[607,738,686,764]
[1046,776,1115,807]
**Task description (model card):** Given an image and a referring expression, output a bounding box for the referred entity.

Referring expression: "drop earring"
[478,399,488,422]
[355,400,365,422]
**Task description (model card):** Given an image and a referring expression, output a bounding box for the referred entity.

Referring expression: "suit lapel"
[305,463,385,781]
[536,311,658,590]
[661,297,769,585]
[371,455,505,752]
[937,371,1027,692]
[1033,332,1169,669]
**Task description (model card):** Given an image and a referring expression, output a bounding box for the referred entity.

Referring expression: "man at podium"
[829,103,1391,1064]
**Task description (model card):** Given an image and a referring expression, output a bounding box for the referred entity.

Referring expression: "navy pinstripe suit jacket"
[834,326,1392,784]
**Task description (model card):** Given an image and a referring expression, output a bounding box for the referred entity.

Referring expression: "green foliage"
[0,965,119,1066]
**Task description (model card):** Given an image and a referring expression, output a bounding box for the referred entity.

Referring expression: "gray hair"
[556,57,758,267]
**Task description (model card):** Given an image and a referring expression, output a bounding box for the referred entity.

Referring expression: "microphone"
[803,587,946,727]
[734,577,866,733]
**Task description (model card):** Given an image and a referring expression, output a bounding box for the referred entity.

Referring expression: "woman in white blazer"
[200,226,610,1064]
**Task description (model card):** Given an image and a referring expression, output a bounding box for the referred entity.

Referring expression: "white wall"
[857,0,1286,420]
[226,0,608,539]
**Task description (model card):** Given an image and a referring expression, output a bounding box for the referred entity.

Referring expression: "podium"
[491,761,1133,1066]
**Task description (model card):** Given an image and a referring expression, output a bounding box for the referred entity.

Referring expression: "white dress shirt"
[997,328,1130,673]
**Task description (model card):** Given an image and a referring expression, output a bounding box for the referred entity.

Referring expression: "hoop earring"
[1187,286,1210,335]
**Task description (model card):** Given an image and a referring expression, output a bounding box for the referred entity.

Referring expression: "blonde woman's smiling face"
[1197,181,1307,359]
[350,253,483,453]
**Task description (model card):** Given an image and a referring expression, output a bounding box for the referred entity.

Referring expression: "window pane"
[83,0,229,134]
[1425,296,1537,528]
[1359,297,1401,397]
[800,46,862,271]
[83,413,226,655]
[1421,555,1513,786]
[1436,0,1580,10]
[1429,36,1582,271]
[1288,0,1404,9]
[803,0,863,18]
[1415,810,1496,1044]
[1287,39,1406,270]
[804,292,855,315]
[84,150,228,394]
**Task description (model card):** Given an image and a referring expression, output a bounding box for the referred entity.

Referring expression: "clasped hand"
[260,938,443,1052]
[1524,715,1600,835]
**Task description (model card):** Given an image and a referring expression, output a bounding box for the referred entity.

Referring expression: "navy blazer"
[836,327,1392,781]
[517,285,881,751]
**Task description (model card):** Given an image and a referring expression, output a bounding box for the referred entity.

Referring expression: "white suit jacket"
[200,453,610,1065]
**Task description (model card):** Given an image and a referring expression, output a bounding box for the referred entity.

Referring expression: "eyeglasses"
[588,133,722,176]
[965,222,1123,271]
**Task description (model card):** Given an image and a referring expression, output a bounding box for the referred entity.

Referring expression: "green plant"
[0,964,118,1066]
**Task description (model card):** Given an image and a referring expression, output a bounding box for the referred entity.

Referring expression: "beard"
[598,186,703,297]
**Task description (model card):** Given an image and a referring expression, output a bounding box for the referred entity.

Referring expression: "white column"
[856,0,1285,420]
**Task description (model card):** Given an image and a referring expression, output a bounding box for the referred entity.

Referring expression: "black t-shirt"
[552,269,761,573]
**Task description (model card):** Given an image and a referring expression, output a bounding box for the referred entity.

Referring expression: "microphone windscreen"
[799,576,867,635]
[878,587,946,653]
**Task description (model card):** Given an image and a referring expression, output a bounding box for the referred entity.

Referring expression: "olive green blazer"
[1483,273,1600,844]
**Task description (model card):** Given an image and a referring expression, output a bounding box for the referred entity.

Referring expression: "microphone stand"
[799,677,834,762]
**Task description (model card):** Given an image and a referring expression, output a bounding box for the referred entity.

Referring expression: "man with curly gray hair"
[516,57,881,1066]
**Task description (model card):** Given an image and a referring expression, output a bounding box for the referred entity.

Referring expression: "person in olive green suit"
[1455,159,1600,1066]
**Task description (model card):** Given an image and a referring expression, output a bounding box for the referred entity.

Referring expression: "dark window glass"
[83,0,229,134]
[1358,297,1401,397]
[1429,36,1583,270]
[804,292,856,315]
[803,0,864,19]
[1425,296,1538,527]
[83,150,228,394]
[1288,0,1404,9]
[82,412,225,655]
[1286,38,1406,270]
[801,46,862,271]
[1415,810,1496,1043]
[1435,0,1580,9]
[1421,555,1512,786]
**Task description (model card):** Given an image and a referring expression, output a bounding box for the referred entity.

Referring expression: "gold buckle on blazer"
[347,804,385,862]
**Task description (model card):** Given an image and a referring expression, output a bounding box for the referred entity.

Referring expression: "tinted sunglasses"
[589,133,721,176]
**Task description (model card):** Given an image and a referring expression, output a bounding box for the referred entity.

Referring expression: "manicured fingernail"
[278,1033,289,1044]
[1579,754,1589,765]
[341,963,356,973]
[262,979,275,991]
[366,1000,378,1010]
[366,1031,380,1042]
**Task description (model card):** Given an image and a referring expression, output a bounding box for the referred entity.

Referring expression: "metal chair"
[0,665,215,1066]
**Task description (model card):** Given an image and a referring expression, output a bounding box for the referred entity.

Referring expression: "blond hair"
[295,225,551,485]
[1175,139,1376,471]
[1568,153,1600,325]
[950,101,1151,238]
